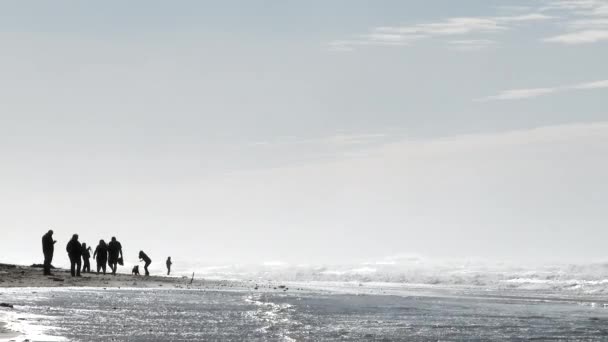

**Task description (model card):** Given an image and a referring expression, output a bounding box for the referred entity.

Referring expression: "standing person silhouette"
[41,230,56,276]
[166,257,172,276]
[107,237,123,276]
[66,234,83,277]
[81,243,92,273]
[139,250,152,276]
[93,240,108,275]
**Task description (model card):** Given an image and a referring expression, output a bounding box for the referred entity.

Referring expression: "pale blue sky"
[0,1,607,267]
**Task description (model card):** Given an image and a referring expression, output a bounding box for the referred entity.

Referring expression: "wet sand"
[0,322,19,342]
[0,263,255,340]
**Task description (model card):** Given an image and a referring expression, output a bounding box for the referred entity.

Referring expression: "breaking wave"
[178,256,608,296]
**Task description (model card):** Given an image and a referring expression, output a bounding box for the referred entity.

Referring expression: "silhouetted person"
[81,243,92,273]
[66,234,82,277]
[93,239,108,275]
[107,237,123,276]
[139,250,151,276]
[132,265,140,275]
[166,257,172,276]
[41,230,56,276]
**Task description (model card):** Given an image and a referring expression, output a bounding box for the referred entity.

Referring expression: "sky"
[0,0,607,269]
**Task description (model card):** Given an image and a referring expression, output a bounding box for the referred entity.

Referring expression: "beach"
[0,263,256,341]
[0,263,245,290]
[4,263,608,340]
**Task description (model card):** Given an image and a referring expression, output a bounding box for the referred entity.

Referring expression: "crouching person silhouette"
[132,265,140,275]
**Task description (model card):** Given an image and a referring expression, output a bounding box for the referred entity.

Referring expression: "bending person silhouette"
[166,256,172,276]
[139,251,151,276]
[41,230,56,276]
[107,237,123,276]
[94,240,108,275]
[66,234,82,277]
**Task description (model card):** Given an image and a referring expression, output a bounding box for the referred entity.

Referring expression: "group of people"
[42,230,173,277]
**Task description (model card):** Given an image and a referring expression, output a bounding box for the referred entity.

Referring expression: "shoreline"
[0,263,254,341]
[0,263,248,290]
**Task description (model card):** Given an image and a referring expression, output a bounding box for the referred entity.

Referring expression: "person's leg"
[76,259,82,276]
[144,261,150,276]
[43,253,51,275]
[70,257,76,277]
[102,262,107,275]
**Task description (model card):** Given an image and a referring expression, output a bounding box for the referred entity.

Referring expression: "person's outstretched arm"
[93,247,97,259]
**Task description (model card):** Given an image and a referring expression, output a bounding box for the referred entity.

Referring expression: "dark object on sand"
[138,251,151,276]
[0,303,14,308]
[42,229,57,276]
[51,277,64,282]
[66,234,83,277]
[132,265,140,275]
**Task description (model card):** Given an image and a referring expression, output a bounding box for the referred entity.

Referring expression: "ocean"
[3,283,608,341]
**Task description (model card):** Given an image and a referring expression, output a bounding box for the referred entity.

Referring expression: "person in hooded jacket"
[107,237,123,276]
[66,234,82,277]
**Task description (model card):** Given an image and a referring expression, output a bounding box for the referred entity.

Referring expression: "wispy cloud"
[476,79,608,101]
[477,88,557,101]
[249,133,389,148]
[544,29,608,43]
[497,5,534,13]
[329,1,608,51]
[328,12,554,51]
[542,0,608,44]
[375,17,507,36]
[328,34,424,51]
[567,17,608,29]
[448,39,497,51]
[542,0,608,17]
[572,79,608,89]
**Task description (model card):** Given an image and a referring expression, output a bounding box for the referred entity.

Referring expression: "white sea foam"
[176,256,608,297]
[0,309,67,341]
